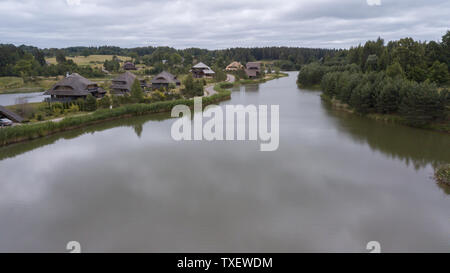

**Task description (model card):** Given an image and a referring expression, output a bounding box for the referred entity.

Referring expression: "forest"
[0,44,335,78]
[297,31,450,129]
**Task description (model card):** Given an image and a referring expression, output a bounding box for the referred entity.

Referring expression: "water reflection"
[0,112,171,161]
[0,72,449,252]
[321,104,450,170]
[244,84,259,92]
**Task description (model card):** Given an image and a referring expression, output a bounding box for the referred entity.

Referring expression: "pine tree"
[85,94,97,111]
[130,79,144,102]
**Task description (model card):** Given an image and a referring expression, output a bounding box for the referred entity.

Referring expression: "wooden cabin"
[191,62,215,78]
[123,61,137,70]
[151,71,181,90]
[44,73,106,102]
[245,62,262,78]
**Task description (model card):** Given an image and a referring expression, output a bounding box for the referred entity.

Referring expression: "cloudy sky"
[0,0,448,49]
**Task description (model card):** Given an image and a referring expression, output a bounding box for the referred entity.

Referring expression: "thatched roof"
[226,61,243,70]
[111,71,136,91]
[203,68,215,74]
[192,62,210,69]
[151,71,180,84]
[123,62,136,70]
[44,73,105,96]
[246,62,261,70]
[0,105,24,123]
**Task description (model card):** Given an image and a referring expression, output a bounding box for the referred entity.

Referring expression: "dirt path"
[204,74,235,97]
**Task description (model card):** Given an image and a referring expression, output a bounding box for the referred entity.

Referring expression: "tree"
[429,61,449,85]
[85,94,97,111]
[98,95,111,108]
[82,49,90,58]
[130,79,144,102]
[376,79,400,113]
[399,82,446,126]
[55,50,66,64]
[386,62,404,78]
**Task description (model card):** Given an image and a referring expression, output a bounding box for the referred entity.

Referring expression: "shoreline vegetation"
[297,31,450,134]
[320,94,450,133]
[434,164,450,186]
[0,73,287,147]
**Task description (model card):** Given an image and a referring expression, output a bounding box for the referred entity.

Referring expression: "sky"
[0,0,449,49]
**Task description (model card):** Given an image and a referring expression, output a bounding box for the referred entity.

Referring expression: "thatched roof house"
[123,62,137,70]
[245,62,262,78]
[44,73,106,101]
[191,62,215,78]
[151,71,181,90]
[226,61,243,71]
[111,71,137,95]
[0,105,24,123]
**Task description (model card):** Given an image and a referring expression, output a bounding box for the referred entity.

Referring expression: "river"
[0,72,449,252]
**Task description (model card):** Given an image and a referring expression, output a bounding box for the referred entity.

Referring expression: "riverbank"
[320,93,450,134]
[435,164,450,185]
[0,91,230,147]
[0,74,286,147]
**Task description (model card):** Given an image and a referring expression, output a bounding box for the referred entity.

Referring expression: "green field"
[0,76,58,94]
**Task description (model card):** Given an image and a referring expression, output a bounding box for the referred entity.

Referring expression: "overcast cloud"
[0,0,448,49]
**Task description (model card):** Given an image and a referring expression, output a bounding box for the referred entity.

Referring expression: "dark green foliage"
[85,94,97,111]
[103,56,120,72]
[182,74,204,98]
[429,61,449,85]
[399,82,447,126]
[386,62,404,78]
[130,79,144,102]
[98,96,111,109]
[213,66,227,82]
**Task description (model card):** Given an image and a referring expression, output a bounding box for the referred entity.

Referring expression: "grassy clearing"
[0,76,58,94]
[45,55,132,68]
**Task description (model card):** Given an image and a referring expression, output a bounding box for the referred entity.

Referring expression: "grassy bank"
[238,73,288,85]
[321,94,450,133]
[435,164,450,185]
[0,91,230,147]
[0,72,287,147]
[297,83,321,90]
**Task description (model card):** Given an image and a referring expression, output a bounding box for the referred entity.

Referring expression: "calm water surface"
[0,92,48,106]
[0,72,449,252]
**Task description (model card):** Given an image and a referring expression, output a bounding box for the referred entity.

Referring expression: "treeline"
[0,44,104,78]
[321,71,448,126]
[0,43,336,78]
[297,30,450,128]
[321,31,450,84]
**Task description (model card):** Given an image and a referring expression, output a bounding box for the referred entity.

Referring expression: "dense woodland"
[0,44,335,78]
[297,31,450,128]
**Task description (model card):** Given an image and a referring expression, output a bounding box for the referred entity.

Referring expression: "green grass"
[0,76,58,94]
